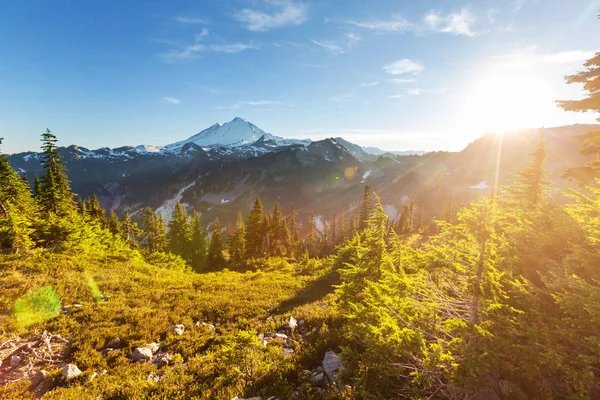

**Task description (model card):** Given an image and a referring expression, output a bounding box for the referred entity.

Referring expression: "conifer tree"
[167,202,192,260]
[269,202,290,256]
[84,194,107,226]
[0,138,36,251]
[245,196,264,258]
[207,218,225,270]
[190,210,207,272]
[228,212,246,265]
[155,214,167,252]
[38,129,74,215]
[509,132,551,209]
[120,213,140,247]
[288,205,302,257]
[331,212,338,246]
[108,210,121,235]
[307,212,318,255]
[143,207,164,253]
[358,185,373,230]
[557,52,600,183]
[33,173,41,199]
[415,203,424,232]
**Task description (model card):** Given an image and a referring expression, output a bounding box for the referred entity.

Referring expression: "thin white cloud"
[388,88,421,98]
[424,8,478,36]
[160,42,258,62]
[234,0,308,32]
[383,59,424,75]
[340,7,485,36]
[162,97,181,104]
[329,93,355,102]
[174,16,207,24]
[215,100,284,110]
[195,28,209,42]
[389,78,417,84]
[359,82,379,87]
[312,40,345,54]
[494,49,595,68]
[343,14,414,32]
[344,32,361,47]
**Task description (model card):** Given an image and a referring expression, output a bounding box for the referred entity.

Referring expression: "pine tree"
[307,212,318,255]
[84,194,107,226]
[269,202,290,256]
[0,137,36,251]
[407,195,415,231]
[556,52,600,183]
[245,196,264,258]
[331,212,338,246]
[415,203,424,232]
[38,129,74,215]
[167,202,192,260]
[33,173,41,199]
[207,218,225,270]
[509,132,551,209]
[228,212,246,265]
[359,185,373,231]
[155,214,167,252]
[142,207,164,253]
[120,213,140,247]
[190,211,207,272]
[288,205,302,257]
[108,210,121,235]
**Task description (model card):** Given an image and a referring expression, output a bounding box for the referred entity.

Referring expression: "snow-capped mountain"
[164,117,309,152]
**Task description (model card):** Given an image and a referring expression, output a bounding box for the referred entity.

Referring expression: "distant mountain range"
[7,119,599,228]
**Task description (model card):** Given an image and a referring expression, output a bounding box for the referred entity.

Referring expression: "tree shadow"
[275,269,340,314]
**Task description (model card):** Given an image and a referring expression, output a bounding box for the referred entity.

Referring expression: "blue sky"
[1,0,599,154]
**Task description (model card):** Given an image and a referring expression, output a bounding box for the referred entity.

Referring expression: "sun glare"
[455,67,556,137]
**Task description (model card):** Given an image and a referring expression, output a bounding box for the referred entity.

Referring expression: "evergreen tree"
[120,213,140,247]
[190,210,207,272]
[269,202,290,256]
[557,52,600,183]
[228,212,246,265]
[245,196,264,258]
[108,210,121,236]
[143,207,163,253]
[288,205,302,257]
[508,132,551,209]
[331,212,338,246]
[0,137,36,251]
[33,173,41,199]
[167,202,192,260]
[415,203,424,232]
[307,212,317,255]
[38,129,74,215]
[155,214,167,252]
[84,194,107,226]
[207,218,225,270]
[358,185,373,230]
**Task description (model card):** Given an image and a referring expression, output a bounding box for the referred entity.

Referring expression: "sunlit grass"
[84,270,103,302]
[13,286,61,327]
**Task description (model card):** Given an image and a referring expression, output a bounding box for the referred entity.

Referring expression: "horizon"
[1,0,600,154]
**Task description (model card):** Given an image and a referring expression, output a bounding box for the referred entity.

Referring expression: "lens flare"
[13,286,61,327]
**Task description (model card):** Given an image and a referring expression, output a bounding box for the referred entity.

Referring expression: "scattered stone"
[288,316,297,330]
[147,374,161,383]
[73,304,83,308]
[274,332,288,340]
[62,363,82,380]
[323,351,345,384]
[145,342,160,353]
[312,372,325,384]
[100,369,108,375]
[316,366,324,373]
[10,355,21,367]
[106,337,122,349]
[89,372,98,382]
[33,375,55,397]
[282,347,294,355]
[30,370,47,389]
[172,324,185,335]
[152,353,173,368]
[266,315,274,322]
[132,347,153,362]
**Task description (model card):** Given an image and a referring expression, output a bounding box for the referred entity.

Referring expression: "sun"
[454,66,557,137]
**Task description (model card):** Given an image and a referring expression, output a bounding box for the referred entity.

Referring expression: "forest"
[0,54,599,399]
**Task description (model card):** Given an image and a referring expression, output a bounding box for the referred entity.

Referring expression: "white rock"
[172,324,185,335]
[323,351,345,383]
[288,316,297,330]
[312,372,325,384]
[274,333,288,339]
[132,347,153,362]
[144,342,160,354]
[62,363,82,380]
[10,355,21,367]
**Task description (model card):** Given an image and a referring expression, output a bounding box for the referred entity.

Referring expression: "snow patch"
[383,204,399,220]
[361,170,372,183]
[470,181,490,189]
[156,181,196,222]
